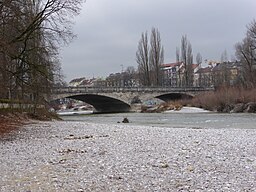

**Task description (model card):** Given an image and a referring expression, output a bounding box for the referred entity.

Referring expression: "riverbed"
[0,113,256,191]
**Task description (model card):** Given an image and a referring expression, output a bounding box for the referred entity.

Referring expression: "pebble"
[0,121,256,191]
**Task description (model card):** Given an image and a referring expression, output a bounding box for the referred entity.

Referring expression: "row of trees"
[136,28,164,86]
[0,0,83,108]
[136,20,256,88]
[136,28,203,87]
[175,35,202,87]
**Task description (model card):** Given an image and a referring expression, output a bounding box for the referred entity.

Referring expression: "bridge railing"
[52,86,214,94]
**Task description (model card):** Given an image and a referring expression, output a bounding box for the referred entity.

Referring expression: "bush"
[190,87,256,112]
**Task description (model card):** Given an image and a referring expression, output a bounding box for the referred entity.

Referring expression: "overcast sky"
[60,0,256,82]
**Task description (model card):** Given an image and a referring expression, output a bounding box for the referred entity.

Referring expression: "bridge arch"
[155,92,194,102]
[64,94,131,113]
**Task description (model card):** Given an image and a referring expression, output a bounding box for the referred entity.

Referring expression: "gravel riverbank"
[0,121,256,191]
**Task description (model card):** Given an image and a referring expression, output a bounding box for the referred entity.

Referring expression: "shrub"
[190,87,256,111]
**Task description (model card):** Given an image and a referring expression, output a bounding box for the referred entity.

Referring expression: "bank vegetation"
[0,0,84,113]
[188,87,256,113]
[142,86,256,113]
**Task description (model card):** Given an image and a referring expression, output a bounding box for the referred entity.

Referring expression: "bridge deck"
[53,86,214,94]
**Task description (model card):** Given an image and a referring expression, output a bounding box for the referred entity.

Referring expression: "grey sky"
[60,0,256,82]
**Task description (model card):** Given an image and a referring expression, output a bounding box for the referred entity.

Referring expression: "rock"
[223,104,234,113]
[217,102,256,113]
[146,106,158,113]
[230,103,245,113]
[187,165,195,172]
[131,96,142,104]
[99,135,109,138]
[244,102,256,113]
[217,104,234,113]
[99,150,107,155]
[64,135,93,140]
[160,163,169,168]
[122,117,129,123]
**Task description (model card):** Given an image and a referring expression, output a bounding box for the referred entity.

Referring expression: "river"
[61,111,256,129]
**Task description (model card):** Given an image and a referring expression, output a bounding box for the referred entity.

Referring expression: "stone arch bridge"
[50,86,213,113]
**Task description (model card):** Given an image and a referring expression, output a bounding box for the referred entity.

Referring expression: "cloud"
[60,0,256,81]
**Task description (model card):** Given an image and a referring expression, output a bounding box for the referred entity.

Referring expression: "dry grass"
[164,101,183,110]
[0,113,28,137]
[0,109,61,137]
[190,87,256,111]
[141,86,256,113]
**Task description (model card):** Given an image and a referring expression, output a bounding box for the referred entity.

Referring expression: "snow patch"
[164,107,210,113]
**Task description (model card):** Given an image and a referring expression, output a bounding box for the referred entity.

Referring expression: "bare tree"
[187,42,194,86]
[123,66,137,87]
[195,52,203,87]
[149,27,164,86]
[175,47,181,87]
[176,47,180,63]
[196,53,202,65]
[221,50,228,62]
[235,20,256,87]
[136,31,150,86]
[179,35,194,87]
[136,28,164,86]
[0,0,84,110]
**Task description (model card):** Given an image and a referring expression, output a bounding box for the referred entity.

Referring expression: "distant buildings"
[69,77,97,87]
[161,62,199,87]
[69,61,243,88]
[69,72,139,87]
[161,62,182,87]
[211,61,242,87]
[161,61,242,87]
[194,66,213,87]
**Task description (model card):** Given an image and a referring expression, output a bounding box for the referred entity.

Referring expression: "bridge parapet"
[52,86,214,94]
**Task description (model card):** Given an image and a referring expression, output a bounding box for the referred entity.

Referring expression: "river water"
[61,112,256,129]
